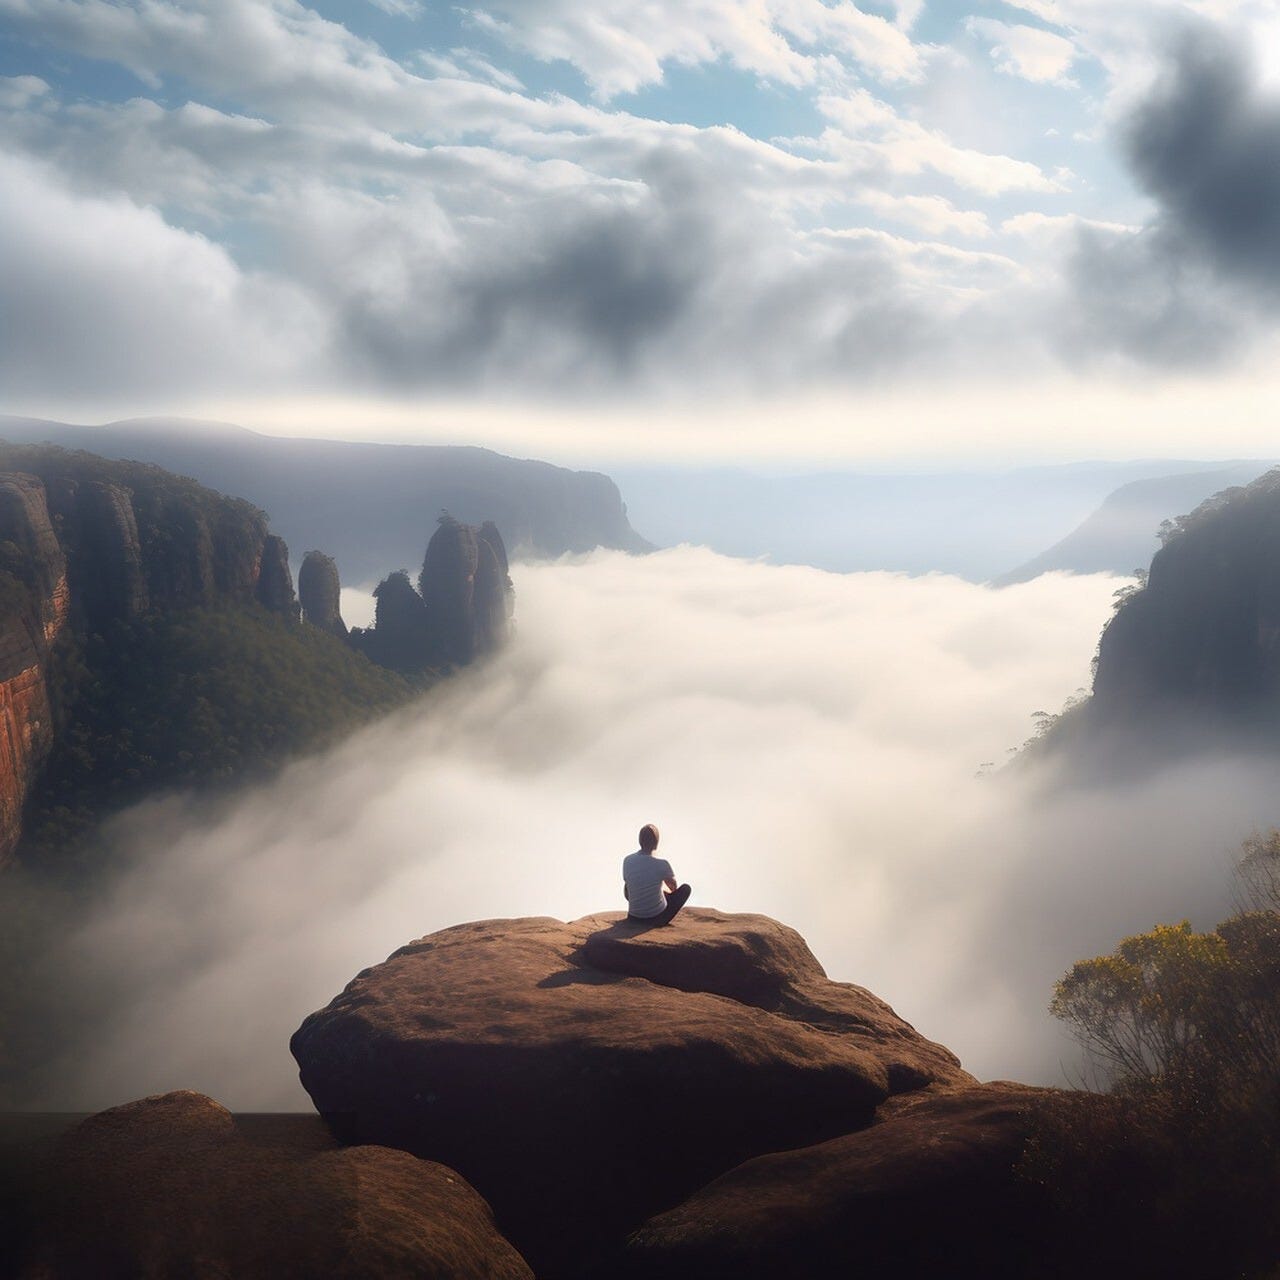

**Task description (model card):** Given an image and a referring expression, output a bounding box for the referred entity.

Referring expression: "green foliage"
[1034,832,1280,1277]
[21,602,427,865]
[1050,919,1232,1084]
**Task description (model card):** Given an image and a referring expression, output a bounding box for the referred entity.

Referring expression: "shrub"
[1034,833,1280,1276]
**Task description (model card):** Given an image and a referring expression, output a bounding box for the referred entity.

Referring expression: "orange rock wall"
[0,655,53,866]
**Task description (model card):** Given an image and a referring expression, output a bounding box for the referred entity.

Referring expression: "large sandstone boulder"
[21,1090,532,1279]
[622,1084,1047,1279]
[581,910,962,1091]
[291,910,970,1274]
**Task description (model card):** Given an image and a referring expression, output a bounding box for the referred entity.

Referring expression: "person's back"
[622,823,691,925]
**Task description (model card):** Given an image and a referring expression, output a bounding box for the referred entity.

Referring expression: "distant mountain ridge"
[0,416,651,584]
[610,459,1268,581]
[997,463,1275,584]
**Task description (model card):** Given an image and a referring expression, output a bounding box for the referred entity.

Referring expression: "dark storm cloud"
[1125,30,1280,290]
[1057,27,1280,369]
[1059,222,1245,366]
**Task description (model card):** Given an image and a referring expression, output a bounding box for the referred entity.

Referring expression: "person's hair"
[638,823,660,852]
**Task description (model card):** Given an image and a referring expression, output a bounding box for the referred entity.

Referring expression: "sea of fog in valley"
[17,548,1280,1111]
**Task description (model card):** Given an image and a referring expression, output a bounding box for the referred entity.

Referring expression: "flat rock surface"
[19,1090,532,1279]
[623,1083,1047,1279]
[291,909,970,1275]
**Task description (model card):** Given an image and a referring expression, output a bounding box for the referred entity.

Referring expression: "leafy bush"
[1030,834,1280,1276]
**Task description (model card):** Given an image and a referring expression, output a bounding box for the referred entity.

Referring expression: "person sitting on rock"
[623,824,691,926]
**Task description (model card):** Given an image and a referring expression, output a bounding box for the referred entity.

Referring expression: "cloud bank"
[5,0,1280,420]
[13,549,1279,1112]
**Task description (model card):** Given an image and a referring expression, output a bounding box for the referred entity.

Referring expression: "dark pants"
[629,883,691,927]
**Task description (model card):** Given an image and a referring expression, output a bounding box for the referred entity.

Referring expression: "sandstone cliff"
[0,445,524,869]
[0,446,314,866]
[350,515,514,673]
[0,415,652,583]
[298,550,347,638]
[0,474,67,861]
[1041,467,1280,765]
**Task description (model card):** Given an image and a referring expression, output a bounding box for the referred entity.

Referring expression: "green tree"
[1036,834,1280,1276]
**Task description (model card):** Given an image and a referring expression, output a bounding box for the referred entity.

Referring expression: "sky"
[4,0,1280,462]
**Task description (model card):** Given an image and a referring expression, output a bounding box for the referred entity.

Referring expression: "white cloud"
[415,46,524,91]
[16,551,1276,1112]
[0,84,1050,400]
[465,0,923,99]
[367,0,422,15]
[0,74,49,107]
[1001,210,1135,238]
[966,17,1079,85]
[860,190,992,238]
[0,149,323,400]
[811,88,1068,195]
[1,0,1271,411]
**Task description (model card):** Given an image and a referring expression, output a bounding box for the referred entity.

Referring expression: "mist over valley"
[8,546,1273,1115]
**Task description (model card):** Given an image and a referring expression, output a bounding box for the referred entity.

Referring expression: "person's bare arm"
[664,876,677,892]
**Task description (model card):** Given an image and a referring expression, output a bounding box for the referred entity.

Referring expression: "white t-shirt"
[623,851,674,918]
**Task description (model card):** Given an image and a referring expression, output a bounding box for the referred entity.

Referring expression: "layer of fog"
[21,549,1280,1111]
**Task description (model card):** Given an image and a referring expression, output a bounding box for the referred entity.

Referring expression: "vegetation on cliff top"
[1023,831,1280,1278]
[0,444,442,870]
[24,606,426,866]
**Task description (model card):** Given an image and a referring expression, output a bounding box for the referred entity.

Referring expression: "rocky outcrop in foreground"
[19,1090,532,1279]
[13,911,1171,1278]
[292,909,973,1275]
[624,1084,1045,1278]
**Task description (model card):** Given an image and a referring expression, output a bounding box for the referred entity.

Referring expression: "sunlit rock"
[291,908,969,1274]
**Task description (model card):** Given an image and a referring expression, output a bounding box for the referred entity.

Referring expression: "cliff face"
[0,445,522,867]
[0,475,69,859]
[1089,470,1280,729]
[297,551,346,638]
[0,415,653,584]
[350,515,514,673]
[255,534,298,620]
[418,515,512,665]
[1032,468,1280,769]
[0,446,302,866]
